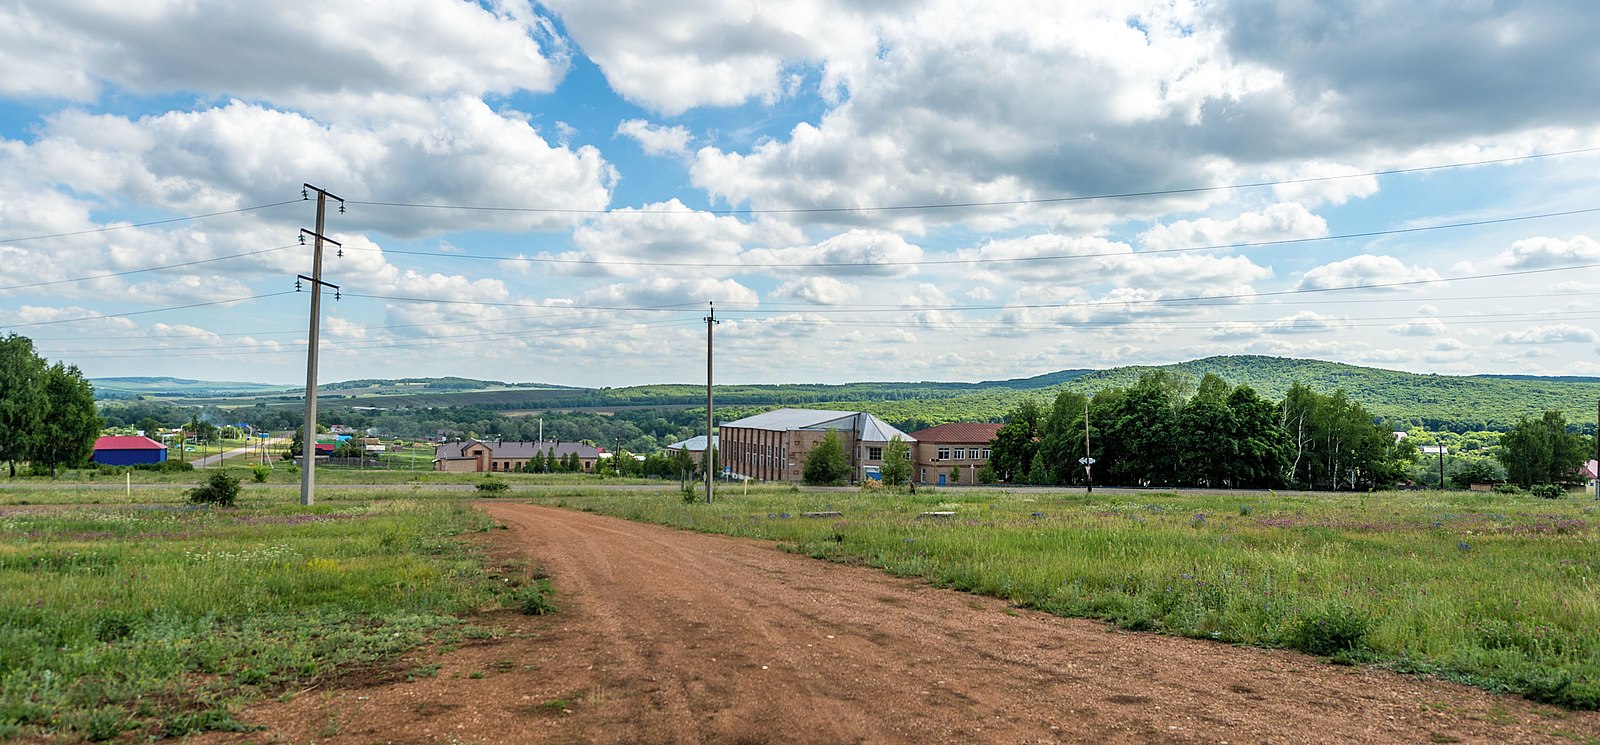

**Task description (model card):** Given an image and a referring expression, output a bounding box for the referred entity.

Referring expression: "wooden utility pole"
[299,184,343,507]
[705,302,719,503]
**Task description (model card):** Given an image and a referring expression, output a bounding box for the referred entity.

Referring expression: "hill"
[92,360,1599,433]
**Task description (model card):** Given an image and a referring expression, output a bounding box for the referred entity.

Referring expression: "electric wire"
[0,201,301,245]
[0,244,299,292]
[2,292,296,330]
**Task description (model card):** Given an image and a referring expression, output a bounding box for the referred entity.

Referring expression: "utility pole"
[1437,437,1446,490]
[705,302,719,503]
[1082,398,1094,495]
[298,184,343,507]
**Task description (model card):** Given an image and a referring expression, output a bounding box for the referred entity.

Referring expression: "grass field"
[534,485,1600,709]
[0,489,530,741]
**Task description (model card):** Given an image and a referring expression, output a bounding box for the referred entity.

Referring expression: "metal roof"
[667,435,717,451]
[434,439,600,459]
[720,408,914,442]
[909,422,1004,444]
[93,435,166,451]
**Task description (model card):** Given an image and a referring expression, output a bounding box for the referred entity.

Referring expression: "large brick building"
[434,439,601,473]
[719,409,914,483]
[907,422,1002,486]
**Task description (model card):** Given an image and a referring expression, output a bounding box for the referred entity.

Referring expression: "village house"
[665,435,717,459]
[719,409,914,483]
[908,422,1002,486]
[92,435,168,466]
[433,439,601,473]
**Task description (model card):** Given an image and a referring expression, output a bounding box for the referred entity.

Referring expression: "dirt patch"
[197,502,1600,744]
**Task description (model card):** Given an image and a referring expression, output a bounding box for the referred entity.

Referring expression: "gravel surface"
[200,501,1600,744]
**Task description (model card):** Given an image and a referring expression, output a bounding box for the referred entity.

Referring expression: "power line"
[0,201,301,245]
[2,291,295,329]
[0,244,298,292]
[350,206,1600,269]
[342,146,1600,216]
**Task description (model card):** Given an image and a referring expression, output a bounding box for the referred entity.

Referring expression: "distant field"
[542,485,1600,709]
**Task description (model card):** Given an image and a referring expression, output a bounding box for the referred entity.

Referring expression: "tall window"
[937,447,950,460]
[954,448,967,460]
[980,448,992,460]
[868,446,883,460]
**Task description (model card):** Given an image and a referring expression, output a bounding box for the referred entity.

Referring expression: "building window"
[868,446,882,460]
[937,447,950,460]
[980,448,992,460]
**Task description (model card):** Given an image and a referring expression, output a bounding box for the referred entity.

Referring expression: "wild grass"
[539,486,1600,709]
[1,465,656,488]
[0,492,508,740]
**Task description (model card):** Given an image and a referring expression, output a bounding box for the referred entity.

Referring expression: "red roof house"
[92,435,168,466]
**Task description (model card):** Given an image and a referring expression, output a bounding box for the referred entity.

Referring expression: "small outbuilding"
[92,435,168,466]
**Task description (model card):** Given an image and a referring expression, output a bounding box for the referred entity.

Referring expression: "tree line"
[0,335,101,477]
[989,371,1418,490]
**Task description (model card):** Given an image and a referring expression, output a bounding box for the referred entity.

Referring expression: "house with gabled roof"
[719,408,914,483]
[433,439,600,473]
[92,435,168,466]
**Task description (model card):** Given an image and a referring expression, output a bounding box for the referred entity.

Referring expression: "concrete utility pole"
[298,184,343,507]
[1083,398,1094,495]
[705,302,719,503]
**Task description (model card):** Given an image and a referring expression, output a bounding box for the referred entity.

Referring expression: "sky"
[2,0,1599,388]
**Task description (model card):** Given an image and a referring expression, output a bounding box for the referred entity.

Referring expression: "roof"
[1584,460,1599,480]
[667,435,717,451]
[720,408,914,442]
[909,422,1004,444]
[94,435,166,451]
[433,439,600,459]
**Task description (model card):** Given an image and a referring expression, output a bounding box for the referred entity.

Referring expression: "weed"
[510,579,558,616]
[188,470,242,505]
[1284,605,1372,657]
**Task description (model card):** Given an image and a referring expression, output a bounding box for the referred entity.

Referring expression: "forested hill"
[1058,356,1600,432]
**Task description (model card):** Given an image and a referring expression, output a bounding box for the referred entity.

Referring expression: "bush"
[250,464,271,483]
[134,460,193,473]
[188,471,241,506]
[1492,483,1524,495]
[510,580,557,615]
[475,478,510,495]
[1531,483,1565,499]
[1284,605,1371,658]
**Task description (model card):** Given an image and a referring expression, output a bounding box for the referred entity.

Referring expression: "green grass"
[538,485,1600,708]
[0,491,511,740]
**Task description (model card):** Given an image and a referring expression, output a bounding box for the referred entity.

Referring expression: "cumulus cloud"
[1265,311,1348,334]
[0,0,567,103]
[1296,255,1441,291]
[546,199,794,278]
[1492,235,1600,269]
[616,120,693,156]
[580,277,759,309]
[1390,318,1448,336]
[770,276,861,305]
[3,97,615,238]
[1500,324,1600,344]
[1138,202,1327,251]
[745,229,923,278]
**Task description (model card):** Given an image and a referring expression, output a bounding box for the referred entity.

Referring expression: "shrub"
[1531,483,1565,499]
[250,464,271,483]
[1284,605,1371,658]
[134,460,193,473]
[475,478,510,495]
[510,580,557,615]
[1492,483,1524,495]
[188,471,242,506]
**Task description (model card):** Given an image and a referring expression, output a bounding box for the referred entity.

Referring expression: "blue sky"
[2,0,1598,387]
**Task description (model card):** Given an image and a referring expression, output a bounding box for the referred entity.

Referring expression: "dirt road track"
[209,502,1600,744]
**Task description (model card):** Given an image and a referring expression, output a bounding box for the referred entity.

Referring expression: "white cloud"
[1265,310,1348,334]
[1492,235,1600,269]
[580,277,759,309]
[1268,162,1381,206]
[1390,318,1448,336]
[1296,255,1441,291]
[745,229,923,278]
[616,120,693,156]
[1500,324,1600,344]
[0,0,567,103]
[1138,202,1328,251]
[770,276,861,305]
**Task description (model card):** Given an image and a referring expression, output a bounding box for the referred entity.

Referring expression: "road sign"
[1079,457,1096,465]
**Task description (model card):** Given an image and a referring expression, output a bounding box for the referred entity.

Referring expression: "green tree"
[135,417,163,438]
[1035,389,1090,484]
[0,334,47,477]
[802,430,850,485]
[990,398,1043,483]
[1497,411,1587,487]
[1175,374,1235,487]
[1225,384,1292,488]
[880,436,911,488]
[32,363,102,476]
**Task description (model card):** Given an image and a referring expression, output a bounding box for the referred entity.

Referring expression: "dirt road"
[213,502,1600,743]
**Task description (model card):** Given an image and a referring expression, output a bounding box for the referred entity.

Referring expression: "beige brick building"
[720,409,914,483]
[907,422,1002,486]
[434,439,601,473]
